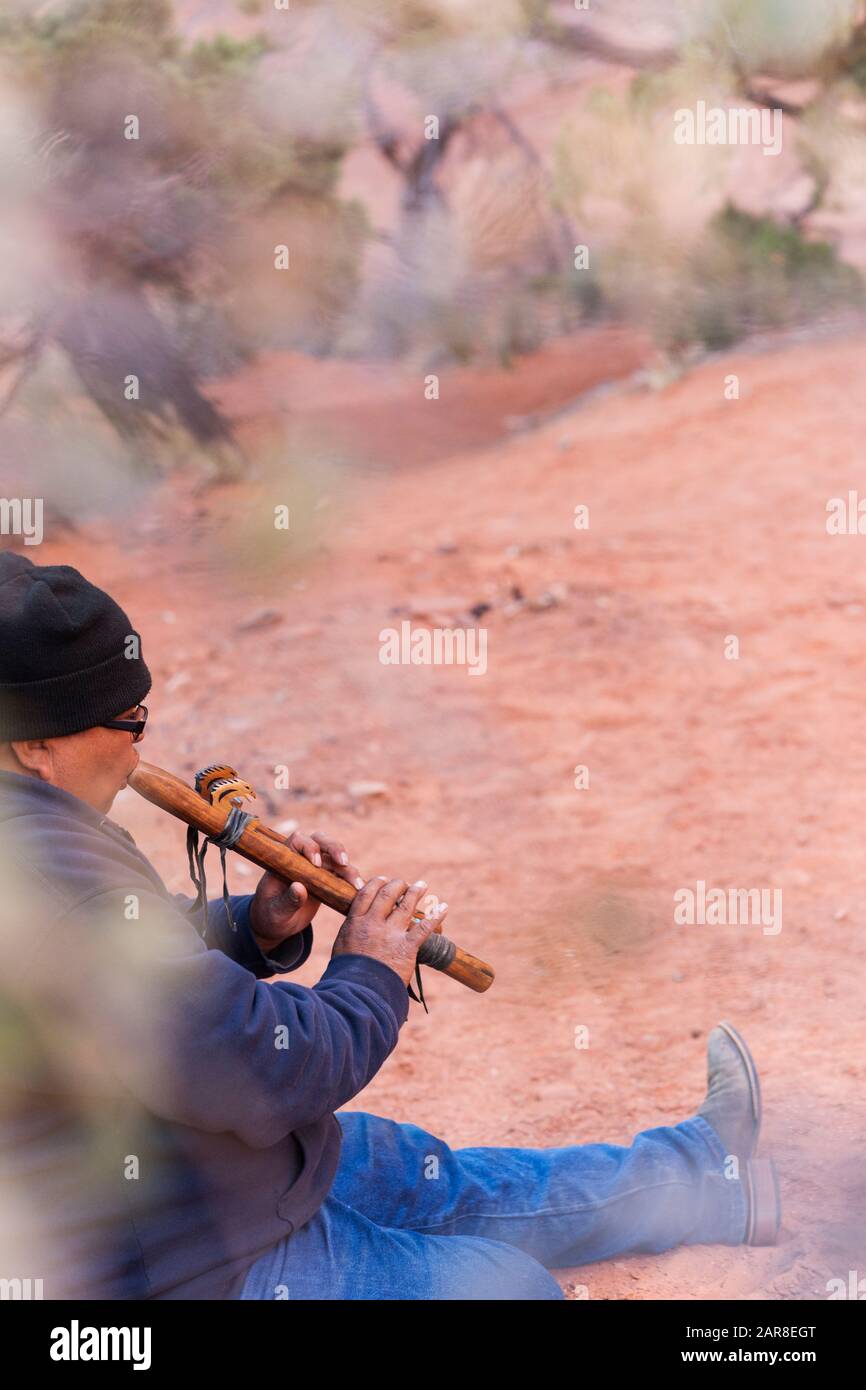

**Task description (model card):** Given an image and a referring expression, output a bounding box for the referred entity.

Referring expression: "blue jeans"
[240,1106,750,1301]
[240,1111,746,1300]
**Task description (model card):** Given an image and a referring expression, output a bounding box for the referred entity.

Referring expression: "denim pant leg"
[330,1110,747,1268]
[238,1194,563,1300]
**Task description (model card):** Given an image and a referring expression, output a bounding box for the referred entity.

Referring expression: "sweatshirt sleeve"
[37,883,410,1148]
[173,890,314,978]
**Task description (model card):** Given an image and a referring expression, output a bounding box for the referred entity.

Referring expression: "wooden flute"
[127,761,495,995]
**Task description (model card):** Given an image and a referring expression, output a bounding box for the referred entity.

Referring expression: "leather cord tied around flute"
[187,806,254,935]
[407,952,427,1014]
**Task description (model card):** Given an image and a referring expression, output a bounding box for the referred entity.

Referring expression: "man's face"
[5,705,146,814]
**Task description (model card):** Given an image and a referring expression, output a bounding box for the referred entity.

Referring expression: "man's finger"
[417,900,448,934]
[350,875,386,915]
[408,911,441,946]
[322,845,366,889]
[311,832,350,868]
[371,878,408,915]
[337,861,366,891]
[391,880,428,925]
[289,831,323,868]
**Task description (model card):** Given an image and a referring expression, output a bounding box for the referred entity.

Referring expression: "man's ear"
[9,739,53,780]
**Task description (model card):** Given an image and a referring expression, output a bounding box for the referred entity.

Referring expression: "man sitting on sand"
[0,553,780,1300]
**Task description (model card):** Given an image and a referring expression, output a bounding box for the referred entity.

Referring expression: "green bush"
[675,204,863,351]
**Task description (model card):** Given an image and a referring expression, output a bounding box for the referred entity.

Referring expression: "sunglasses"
[102,704,148,743]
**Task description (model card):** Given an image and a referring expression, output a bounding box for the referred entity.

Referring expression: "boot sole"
[717,1024,780,1244]
[744,1157,781,1245]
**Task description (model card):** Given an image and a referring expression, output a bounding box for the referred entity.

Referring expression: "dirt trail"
[212,326,652,468]
[39,327,866,1299]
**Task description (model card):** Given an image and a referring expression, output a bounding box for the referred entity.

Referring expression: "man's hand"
[249,830,365,956]
[331,877,448,988]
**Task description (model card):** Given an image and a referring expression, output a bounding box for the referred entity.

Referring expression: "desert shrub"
[672,205,863,351]
[0,0,366,474]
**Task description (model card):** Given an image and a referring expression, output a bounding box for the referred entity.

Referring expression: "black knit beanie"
[0,553,152,741]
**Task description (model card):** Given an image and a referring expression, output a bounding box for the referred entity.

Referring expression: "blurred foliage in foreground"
[1,0,866,490]
[0,0,367,488]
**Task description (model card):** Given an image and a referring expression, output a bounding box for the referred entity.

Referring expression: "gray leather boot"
[697,1022,781,1245]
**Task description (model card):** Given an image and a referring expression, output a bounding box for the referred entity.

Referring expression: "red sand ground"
[37,325,866,1299]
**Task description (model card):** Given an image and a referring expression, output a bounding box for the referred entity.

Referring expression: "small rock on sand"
[235,608,284,634]
[348,781,389,799]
